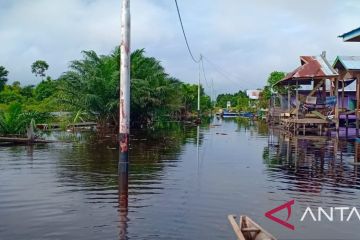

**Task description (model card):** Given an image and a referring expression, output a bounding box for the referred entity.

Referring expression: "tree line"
[0,47,212,135]
[215,71,287,111]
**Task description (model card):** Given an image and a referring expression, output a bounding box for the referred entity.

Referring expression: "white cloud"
[0,0,359,94]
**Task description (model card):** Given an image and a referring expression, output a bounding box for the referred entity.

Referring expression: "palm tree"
[0,103,49,136]
[59,47,212,128]
[0,66,9,91]
[59,50,119,127]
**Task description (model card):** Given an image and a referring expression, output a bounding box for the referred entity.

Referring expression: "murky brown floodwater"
[1,118,360,240]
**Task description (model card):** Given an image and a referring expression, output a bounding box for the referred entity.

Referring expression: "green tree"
[216,90,249,110]
[180,83,198,113]
[34,77,58,101]
[59,47,212,128]
[59,49,120,126]
[258,71,287,108]
[31,60,49,78]
[0,66,9,91]
[0,102,50,135]
[267,71,286,95]
[20,85,35,99]
[0,85,24,104]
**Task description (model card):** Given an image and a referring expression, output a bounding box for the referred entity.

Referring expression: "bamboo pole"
[119,0,131,171]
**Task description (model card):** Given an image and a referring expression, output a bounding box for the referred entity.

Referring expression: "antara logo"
[265,200,295,230]
[265,200,360,231]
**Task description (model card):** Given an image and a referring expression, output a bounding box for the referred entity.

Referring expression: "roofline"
[333,56,348,70]
[333,56,360,71]
[320,53,338,74]
[274,76,339,86]
[338,27,360,42]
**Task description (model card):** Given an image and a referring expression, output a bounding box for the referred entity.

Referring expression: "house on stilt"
[270,53,341,136]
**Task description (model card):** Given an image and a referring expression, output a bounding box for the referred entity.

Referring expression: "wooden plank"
[312,111,327,120]
[340,110,355,115]
[242,227,260,233]
[36,122,97,129]
[284,118,329,124]
[308,79,324,97]
[243,216,277,240]
[228,215,246,240]
[0,137,55,144]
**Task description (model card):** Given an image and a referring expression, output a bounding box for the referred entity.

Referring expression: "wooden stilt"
[319,124,322,136]
[293,123,296,135]
[346,114,349,137]
[357,76,360,137]
[342,79,345,110]
[287,83,291,112]
[335,78,339,132]
[296,80,299,120]
[303,124,305,135]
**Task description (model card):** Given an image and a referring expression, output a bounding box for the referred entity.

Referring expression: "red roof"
[277,56,338,85]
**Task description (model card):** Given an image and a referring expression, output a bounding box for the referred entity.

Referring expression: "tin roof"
[276,55,338,86]
[299,78,356,92]
[333,56,360,71]
[339,27,360,42]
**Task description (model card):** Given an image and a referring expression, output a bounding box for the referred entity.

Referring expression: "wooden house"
[272,53,340,135]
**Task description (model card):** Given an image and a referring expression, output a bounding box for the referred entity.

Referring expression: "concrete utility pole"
[119,0,131,171]
[198,55,202,116]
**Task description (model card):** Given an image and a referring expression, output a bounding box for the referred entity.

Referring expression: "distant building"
[226,101,231,109]
[246,90,261,100]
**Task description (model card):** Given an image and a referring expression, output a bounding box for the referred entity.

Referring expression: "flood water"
[1,118,360,240]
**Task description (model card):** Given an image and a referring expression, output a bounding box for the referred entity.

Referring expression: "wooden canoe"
[228,215,277,240]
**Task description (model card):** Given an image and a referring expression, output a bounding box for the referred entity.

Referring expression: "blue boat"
[239,112,254,118]
[217,109,239,118]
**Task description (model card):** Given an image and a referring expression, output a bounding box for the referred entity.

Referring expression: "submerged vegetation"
[0,47,212,135]
[0,102,50,135]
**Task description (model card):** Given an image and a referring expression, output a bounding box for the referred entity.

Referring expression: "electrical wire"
[200,57,210,89]
[202,56,241,85]
[174,0,201,63]
[173,1,244,98]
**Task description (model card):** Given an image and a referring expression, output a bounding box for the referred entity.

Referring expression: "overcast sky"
[0,0,359,95]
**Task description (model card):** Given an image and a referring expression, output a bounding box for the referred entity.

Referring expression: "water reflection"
[355,141,360,163]
[3,119,360,239]
[264,130,360,202]
[118,167,128,240]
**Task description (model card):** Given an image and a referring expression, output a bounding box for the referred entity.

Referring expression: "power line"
[174,0,201,63]
[173,1,249,96]
[202,56,240,85]
[211,78,215,102]
[200,57,210,89]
